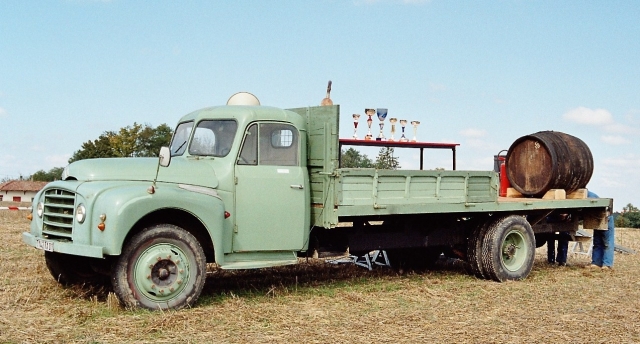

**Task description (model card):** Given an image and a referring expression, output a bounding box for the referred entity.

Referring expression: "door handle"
[290,184,304,189]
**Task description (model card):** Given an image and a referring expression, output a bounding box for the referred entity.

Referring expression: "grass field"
[2,210,639,343]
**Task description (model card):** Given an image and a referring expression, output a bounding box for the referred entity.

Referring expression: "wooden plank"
[567,188,588,199]
[542,189,566,200]
[506,187,524,198]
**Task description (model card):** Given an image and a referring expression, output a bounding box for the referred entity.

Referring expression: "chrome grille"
[42,189,75,238]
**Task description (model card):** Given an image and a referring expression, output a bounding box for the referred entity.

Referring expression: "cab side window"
[260,123,298,166]
[238,123,299,166]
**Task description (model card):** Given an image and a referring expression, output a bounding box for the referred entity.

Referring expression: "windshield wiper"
[173,140,187,154]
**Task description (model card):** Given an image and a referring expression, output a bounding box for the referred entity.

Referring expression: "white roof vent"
[226,92,260,106]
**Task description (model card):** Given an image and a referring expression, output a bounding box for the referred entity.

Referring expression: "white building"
[0,180,48,203]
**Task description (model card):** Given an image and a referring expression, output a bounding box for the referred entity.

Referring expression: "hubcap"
[133,243,190,301]
[501,229,527,272]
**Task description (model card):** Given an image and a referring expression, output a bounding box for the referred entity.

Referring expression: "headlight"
[76,204,86,223]
[37,202,44,218]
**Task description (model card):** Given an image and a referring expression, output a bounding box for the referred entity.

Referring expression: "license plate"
[36,239,54,252]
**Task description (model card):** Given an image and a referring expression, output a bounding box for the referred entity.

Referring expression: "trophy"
[389,118,397,141]
[352,114,360,139]
[411,121,420,142]
[364,108,375,140]
[399,119,408,142]
[376,108,388,141]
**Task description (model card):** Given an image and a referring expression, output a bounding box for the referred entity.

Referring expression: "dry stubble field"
[1,210,640,344]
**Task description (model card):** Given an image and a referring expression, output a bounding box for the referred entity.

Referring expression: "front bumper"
[22,232,105,258]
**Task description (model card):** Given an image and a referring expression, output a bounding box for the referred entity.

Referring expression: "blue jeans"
[547,232,570,264]
[591,215,615,267]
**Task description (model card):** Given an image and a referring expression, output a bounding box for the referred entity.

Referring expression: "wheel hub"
[501,230,527,272]
[134,244,189,301]
[503,243,518,259]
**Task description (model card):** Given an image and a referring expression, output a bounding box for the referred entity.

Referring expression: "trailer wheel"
[45,251,109,286]
[481,215,535,282]
[113,224,206,310]
[466,222,491,279]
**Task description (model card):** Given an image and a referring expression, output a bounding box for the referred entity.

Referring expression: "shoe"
[602,266,613,270]
[585,264,600,269]
[557,262,566,266]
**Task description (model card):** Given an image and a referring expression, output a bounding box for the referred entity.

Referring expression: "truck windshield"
[170,121,194,156]
[189,120,238,157]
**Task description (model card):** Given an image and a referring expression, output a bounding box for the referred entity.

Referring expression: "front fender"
[88,182,227,263]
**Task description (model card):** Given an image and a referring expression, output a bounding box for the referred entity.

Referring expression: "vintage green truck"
[23,96,612,310]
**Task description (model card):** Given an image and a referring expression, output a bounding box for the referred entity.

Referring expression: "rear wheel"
[481,215,535,282]
[45,251,109,286]
[112,224,207,310]
[466,222,491,279]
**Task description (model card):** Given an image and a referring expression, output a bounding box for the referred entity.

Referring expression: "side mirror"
[159,147,171,167]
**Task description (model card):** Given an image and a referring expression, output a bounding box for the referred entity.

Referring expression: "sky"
[1,0,639,210]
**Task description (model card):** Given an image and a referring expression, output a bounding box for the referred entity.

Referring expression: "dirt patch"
[2,210,639,343]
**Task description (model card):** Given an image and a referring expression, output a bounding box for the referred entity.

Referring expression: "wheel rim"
[501,229,528,272]
[133,243,190,302]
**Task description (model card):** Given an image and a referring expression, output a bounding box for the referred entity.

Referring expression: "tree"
[68,133,117,162]
[69,123,173,163]
[615,203,640,229]
[375,147,401,170]
[341,148,374,168]
[30,167,65,181]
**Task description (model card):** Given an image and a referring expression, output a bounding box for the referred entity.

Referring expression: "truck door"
[233,122,308,252]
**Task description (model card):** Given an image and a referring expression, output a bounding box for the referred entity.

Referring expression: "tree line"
[615,204,640,228]
[341,147,400,170]
[26,123,172,182]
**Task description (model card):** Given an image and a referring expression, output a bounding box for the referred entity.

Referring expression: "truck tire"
[481,215,535,282]
[466,222,491,279]
[45,251,109,286]
[112,224,207,310]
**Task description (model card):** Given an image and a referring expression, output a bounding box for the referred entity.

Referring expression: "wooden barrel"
[505,131,593,197]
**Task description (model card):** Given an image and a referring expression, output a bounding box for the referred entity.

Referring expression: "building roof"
[0,180,49,192]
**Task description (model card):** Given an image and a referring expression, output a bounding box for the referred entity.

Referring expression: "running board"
[219,251,298,270]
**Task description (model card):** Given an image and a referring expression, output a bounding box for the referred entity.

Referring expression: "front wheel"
[112,224,207,310]
[481,215,535,282]
[45,251,110,286]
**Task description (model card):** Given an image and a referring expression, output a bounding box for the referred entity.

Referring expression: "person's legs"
[547,238,556,264]
[602,216,615,267]
[556,232,570,265]
[591,230,604,267]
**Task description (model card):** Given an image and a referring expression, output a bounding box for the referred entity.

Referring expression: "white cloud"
[459,128,487,138]
[0,107,6,118]
[601,135,631,145]
[563,107,613,125]
[602,155,640,168]
[599,177,625,188]
[604,123,637,135]
[45,154,71,167]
